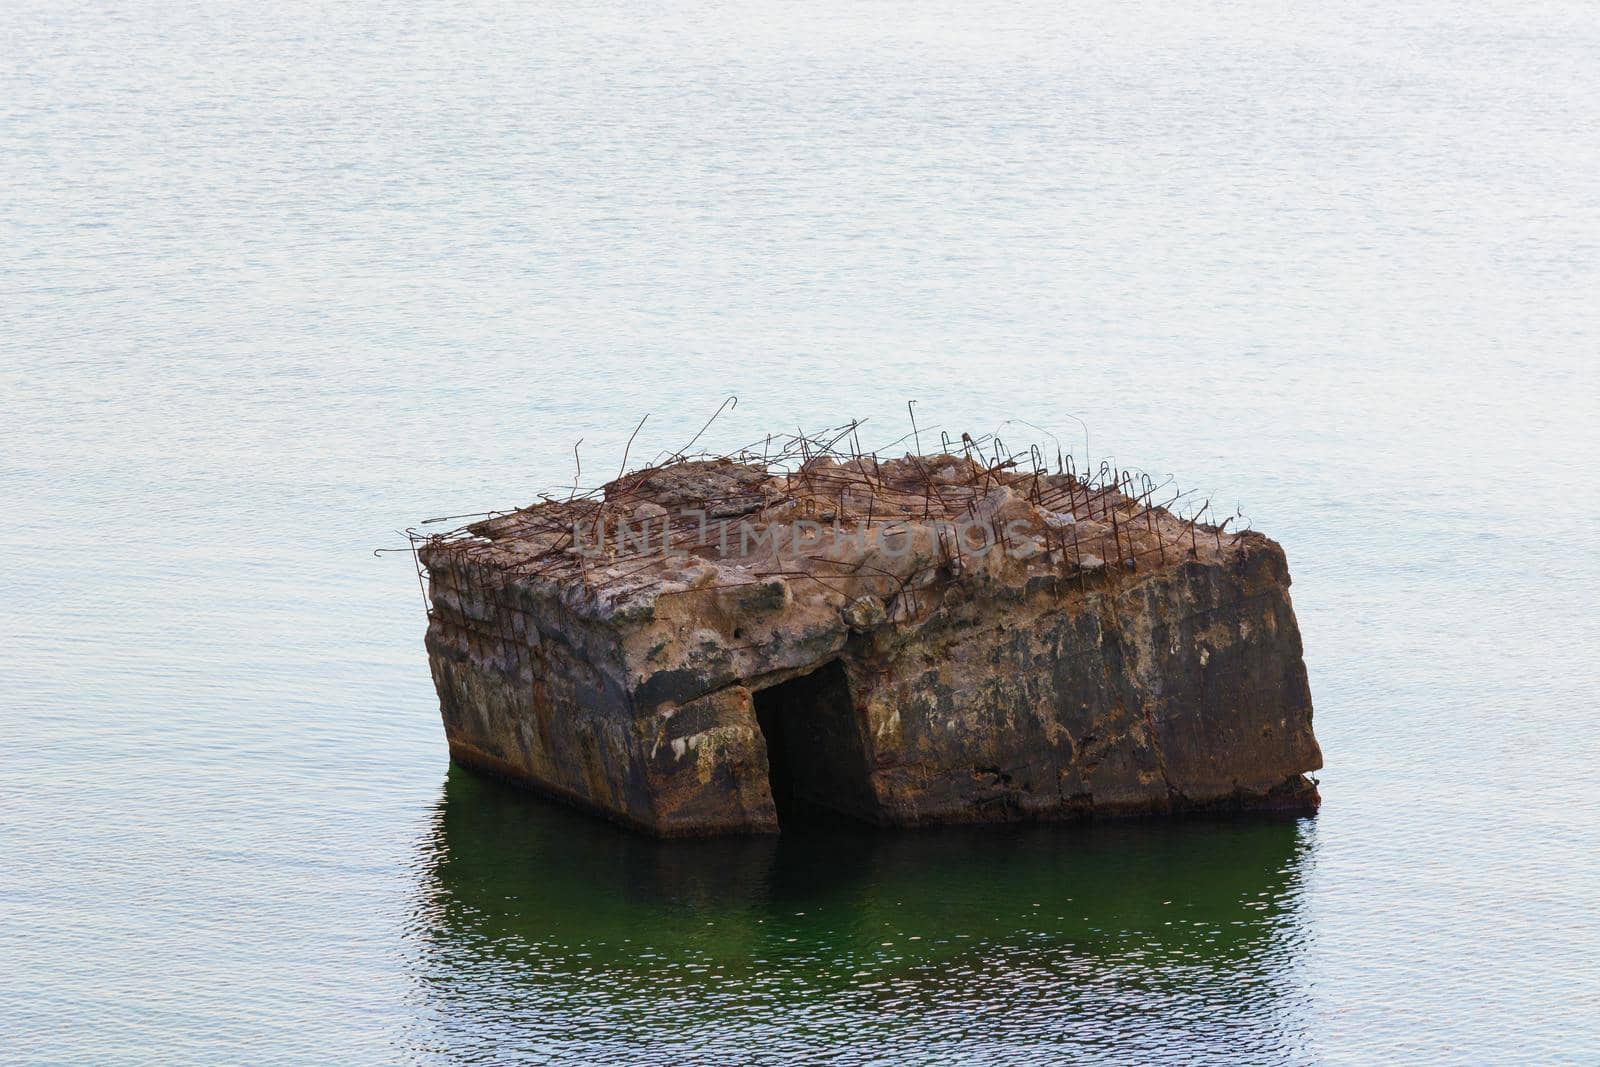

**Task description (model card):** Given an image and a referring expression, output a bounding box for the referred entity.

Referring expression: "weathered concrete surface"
[421,452,1321,835]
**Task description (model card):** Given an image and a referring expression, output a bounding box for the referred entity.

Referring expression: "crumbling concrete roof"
[414,427,1247,627]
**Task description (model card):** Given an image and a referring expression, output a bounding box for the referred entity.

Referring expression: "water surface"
[5,0,1599,1062]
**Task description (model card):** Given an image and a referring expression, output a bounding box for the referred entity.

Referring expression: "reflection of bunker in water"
[408,770,1314,1059]
[417,436,1322,835]
[416,769,1310,969]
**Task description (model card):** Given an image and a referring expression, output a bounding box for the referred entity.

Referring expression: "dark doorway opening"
[752,660,878,830]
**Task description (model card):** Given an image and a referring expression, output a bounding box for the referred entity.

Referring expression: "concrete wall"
[424,534,1320,836]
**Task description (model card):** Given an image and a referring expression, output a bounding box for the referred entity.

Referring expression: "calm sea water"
[5,1,1599,1062]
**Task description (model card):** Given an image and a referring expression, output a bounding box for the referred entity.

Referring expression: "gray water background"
[5,0,1599,1062]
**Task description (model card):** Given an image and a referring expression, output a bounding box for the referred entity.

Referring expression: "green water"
[414,772,1314,1060]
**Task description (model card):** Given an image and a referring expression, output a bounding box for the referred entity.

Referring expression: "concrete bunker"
[416,429,1323,836]
[752,661,877,829]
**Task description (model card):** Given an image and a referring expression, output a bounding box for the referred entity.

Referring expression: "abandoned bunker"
[416,437,1323,835]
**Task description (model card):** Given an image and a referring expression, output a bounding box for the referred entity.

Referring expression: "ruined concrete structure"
[416,427,1322,835]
